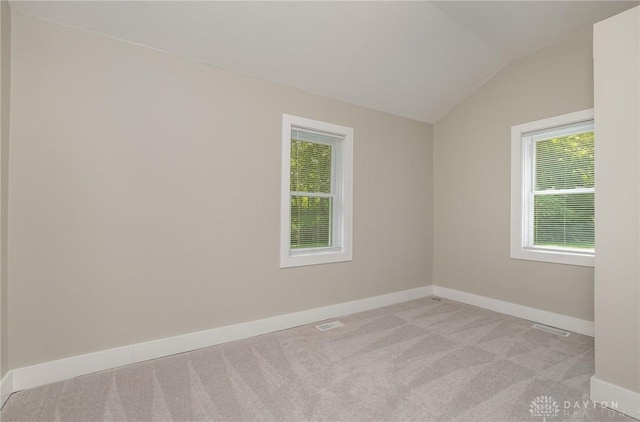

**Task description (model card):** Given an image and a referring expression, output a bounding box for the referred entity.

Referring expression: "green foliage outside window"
[534,132,594,250]
[290,140,333,249]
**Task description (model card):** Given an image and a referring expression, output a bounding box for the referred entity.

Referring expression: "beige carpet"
[2,297,634,421]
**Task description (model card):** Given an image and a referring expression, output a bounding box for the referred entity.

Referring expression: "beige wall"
[593,7,640,395]
[0,0,10,378]
[433,31,595,321]
[8,12,433,369]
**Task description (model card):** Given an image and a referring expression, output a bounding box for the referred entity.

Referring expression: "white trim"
[280,114,354,268]
[0,371,12,409]
[510,108,595,267]
[591,376,640,420]
[8,286,433,394]
[433,286,594,336]
[12,345,132,393]
[3,285,601,403]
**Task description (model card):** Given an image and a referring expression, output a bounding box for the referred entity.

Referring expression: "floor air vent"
[532,324,571,337]
[316,321,344,331]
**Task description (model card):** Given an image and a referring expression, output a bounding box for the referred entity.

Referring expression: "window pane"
[290,140,332,193]
[534,193,594,250]
[290,196,332,249]
[535,131,594,191]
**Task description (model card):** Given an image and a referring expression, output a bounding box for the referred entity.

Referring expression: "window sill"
[280,249,352,268]
[510,247,594,267]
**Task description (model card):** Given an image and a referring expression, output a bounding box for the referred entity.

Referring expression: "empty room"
[0,1,639,421]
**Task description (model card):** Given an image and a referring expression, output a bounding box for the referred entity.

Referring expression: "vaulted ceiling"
[10,1,638,123]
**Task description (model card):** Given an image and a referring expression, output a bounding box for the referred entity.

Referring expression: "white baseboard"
[133,285,433,363]
[3,284,601,405]
[13,345,133,394]
[9,285,434,393]
[591,376,640,420]
[0,370,12,409]
[433,286,595,337]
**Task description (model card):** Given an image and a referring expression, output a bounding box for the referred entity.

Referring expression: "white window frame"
[280,114,353,268]
[510,109,595,267]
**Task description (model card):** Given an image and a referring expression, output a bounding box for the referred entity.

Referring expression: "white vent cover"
[532,324,570,337]
[316,321,344,331]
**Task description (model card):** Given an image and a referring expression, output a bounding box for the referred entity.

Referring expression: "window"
[280,114,353,268]
[511,109,594,267]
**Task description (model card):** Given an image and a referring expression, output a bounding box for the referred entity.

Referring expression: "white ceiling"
[9,1,638,123]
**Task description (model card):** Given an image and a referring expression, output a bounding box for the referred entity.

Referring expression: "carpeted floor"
[2,297,634,421]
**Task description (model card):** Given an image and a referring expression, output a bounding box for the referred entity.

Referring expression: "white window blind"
[526,121,594,252]
[511,109,594,267]
[289,128,342,250]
